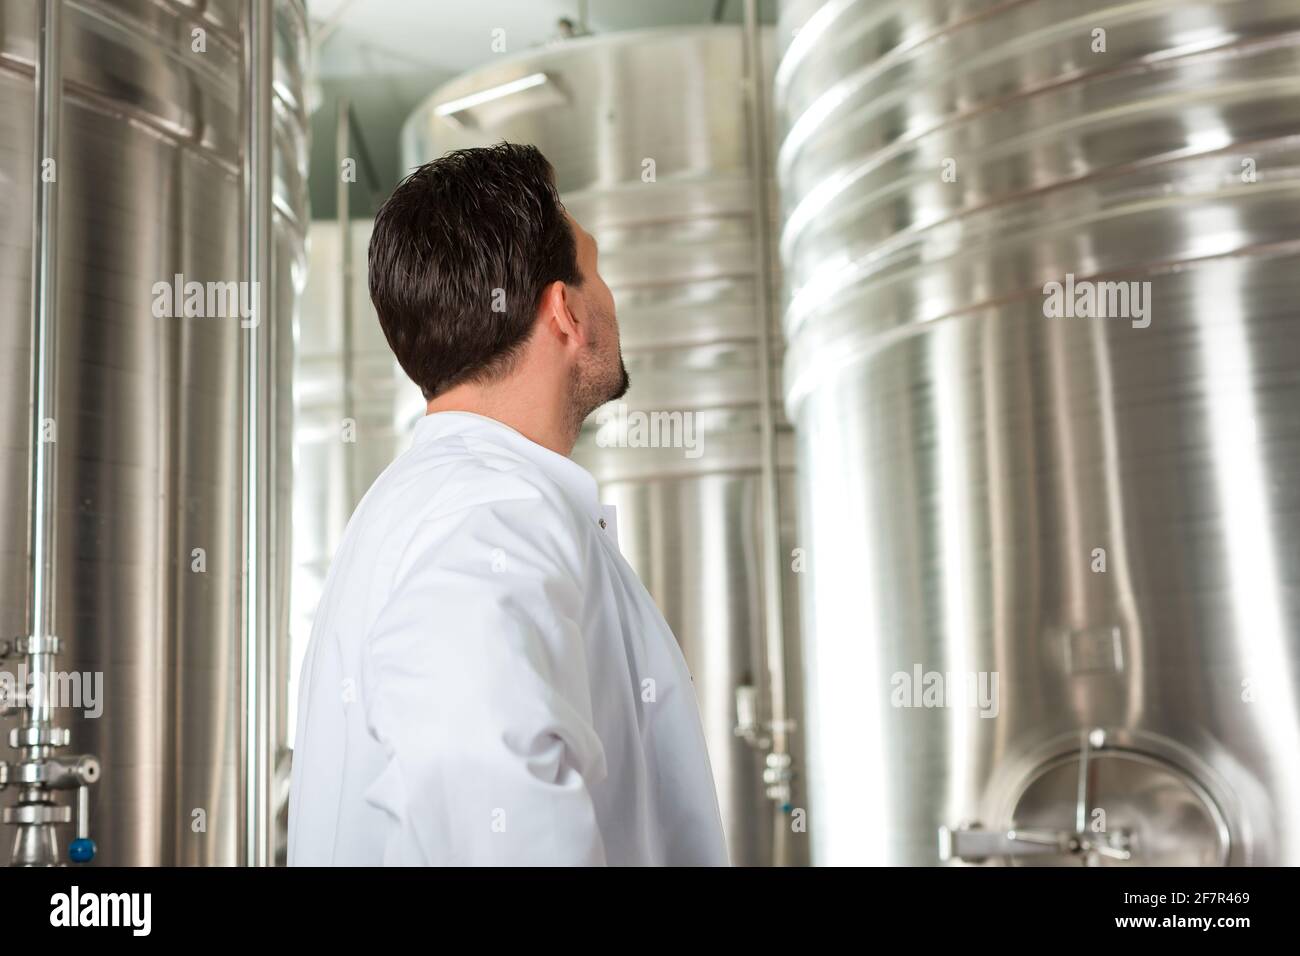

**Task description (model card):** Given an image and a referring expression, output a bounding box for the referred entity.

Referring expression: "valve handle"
[68,782,94,863]
[68,837,95,863]
[939,727,1125,863]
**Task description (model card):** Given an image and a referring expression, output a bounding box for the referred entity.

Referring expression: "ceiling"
[307,0,772,78]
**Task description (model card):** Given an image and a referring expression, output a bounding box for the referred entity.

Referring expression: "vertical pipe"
[25,0,63,739]
[13,3,100,868]
[742,0,793,865]
[242,0,274,868]
[337,96,357,507]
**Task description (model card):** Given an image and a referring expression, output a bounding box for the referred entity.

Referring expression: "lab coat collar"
[412,410,607,528]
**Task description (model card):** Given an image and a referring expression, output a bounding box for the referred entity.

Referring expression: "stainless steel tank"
[402,25,807,866]
[776,0,1300,864]
[0,0,307,865]
[290,219,420,748]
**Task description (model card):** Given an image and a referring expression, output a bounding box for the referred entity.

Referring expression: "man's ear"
[539,280,584,346]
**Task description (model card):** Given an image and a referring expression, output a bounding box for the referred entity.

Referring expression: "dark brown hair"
[368,143,581,399]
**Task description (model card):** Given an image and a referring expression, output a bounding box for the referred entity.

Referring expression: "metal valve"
[69,781,96,863]
[939,822,1133,863]
[0,752,99,866]
[940,728,1135,865]
[735,685,798,809]
[733,685,770,749]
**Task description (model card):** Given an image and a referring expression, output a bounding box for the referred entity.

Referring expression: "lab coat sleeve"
[359,481,609,866]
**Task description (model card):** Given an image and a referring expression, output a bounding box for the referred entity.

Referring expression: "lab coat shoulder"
[356,432,610,865]
[383,431,595,593]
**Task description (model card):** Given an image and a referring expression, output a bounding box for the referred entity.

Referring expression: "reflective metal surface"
[777,0,1300,864]
[0,0,307,865]
[289,219,418,753]
[403,26,807,866]
[1008,748,1231,867]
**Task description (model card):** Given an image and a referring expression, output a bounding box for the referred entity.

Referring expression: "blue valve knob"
[68,838,95,863]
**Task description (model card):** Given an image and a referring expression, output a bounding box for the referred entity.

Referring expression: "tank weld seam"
[786,135,1300,315]
[778,14,1300,179]
[50,79,243,178]
[781,75,1300,258]
[148,0,243,43]
[609,270,759,292]
[784,236,1300,415]
[68,0,243,67]
[775,0,1037,96]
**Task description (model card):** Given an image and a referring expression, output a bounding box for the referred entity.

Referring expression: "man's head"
[368,142,629,439]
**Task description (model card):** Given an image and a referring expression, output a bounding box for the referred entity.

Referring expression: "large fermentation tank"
[402,25,806,866]
[290,219,418,748]
[777,0,1300,864]
[0,0,307,864]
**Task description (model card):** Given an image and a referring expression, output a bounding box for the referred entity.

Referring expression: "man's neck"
[426,387,577,457]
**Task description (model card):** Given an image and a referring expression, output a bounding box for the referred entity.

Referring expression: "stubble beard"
[569,318,630,442]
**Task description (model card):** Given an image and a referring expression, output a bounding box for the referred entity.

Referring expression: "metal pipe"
[310,0,360,54]
[26,0,63,737]
[742,0,793,865]
[344,108,382,194]
[337,96,357,507]
[76,783,89,840]
[242,0,274,868]
[0,0,92,869]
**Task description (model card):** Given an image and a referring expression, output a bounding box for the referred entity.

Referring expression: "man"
[288,143,729,866]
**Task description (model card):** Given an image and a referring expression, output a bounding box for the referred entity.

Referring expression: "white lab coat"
[287,410,729,866]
